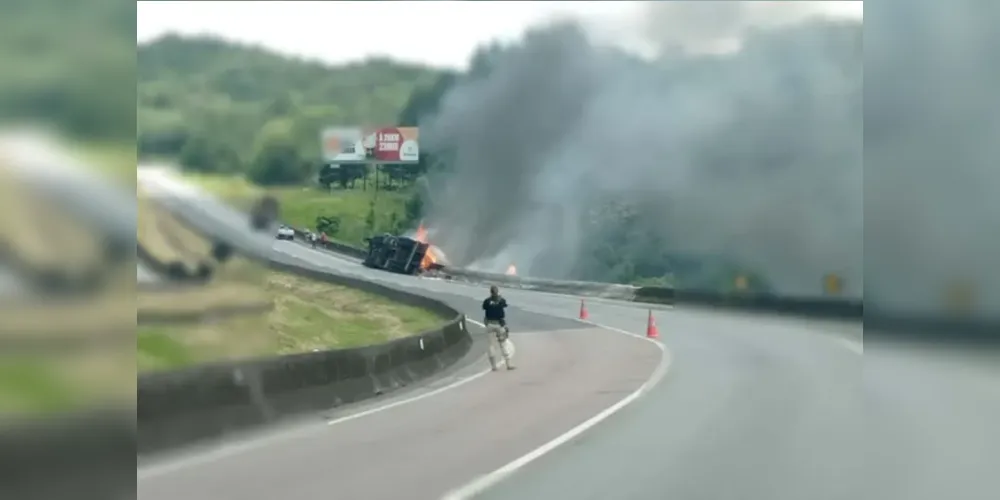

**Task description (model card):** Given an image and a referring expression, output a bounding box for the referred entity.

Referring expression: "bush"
[315,215,341,236]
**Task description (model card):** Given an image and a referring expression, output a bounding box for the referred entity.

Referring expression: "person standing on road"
[482,285,515,371]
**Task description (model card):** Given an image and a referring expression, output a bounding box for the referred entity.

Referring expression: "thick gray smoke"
[420,2,862,298]
[864,0,1000,315]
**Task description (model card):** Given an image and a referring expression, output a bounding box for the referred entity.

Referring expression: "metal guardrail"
[441,266,638,300]
[285,228,1000,339]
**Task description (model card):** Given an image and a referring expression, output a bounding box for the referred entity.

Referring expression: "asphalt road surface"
[137,168,999,500]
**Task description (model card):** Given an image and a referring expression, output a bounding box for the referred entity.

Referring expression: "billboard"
[321,126,419,164]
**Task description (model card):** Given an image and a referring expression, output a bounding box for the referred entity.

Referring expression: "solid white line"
[327,367,491,427]
[837,338,864,355]
[440,319,672,500]
[324,314,527,428]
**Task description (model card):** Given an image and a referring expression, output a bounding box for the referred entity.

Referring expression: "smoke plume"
[424,0,1000,315]
[864,0,1000,315]
[420,2,863,298]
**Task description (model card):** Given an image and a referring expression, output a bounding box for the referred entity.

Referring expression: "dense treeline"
[0,0,134,140]
[138,34,450,187]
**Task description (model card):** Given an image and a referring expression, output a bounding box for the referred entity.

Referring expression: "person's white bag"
[500,338,516,359]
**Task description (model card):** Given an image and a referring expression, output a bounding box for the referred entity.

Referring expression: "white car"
[276,225,295,240]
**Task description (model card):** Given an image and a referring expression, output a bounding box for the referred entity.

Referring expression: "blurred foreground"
[0,128,136,499]
[3,1,1000,500]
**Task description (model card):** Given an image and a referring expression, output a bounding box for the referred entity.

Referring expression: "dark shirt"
[482,295,507,324]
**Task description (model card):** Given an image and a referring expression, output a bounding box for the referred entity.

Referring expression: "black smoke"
[419,3,862,298]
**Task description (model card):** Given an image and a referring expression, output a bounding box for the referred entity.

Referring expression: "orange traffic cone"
[579,299,589,320]
[646,310,659,339]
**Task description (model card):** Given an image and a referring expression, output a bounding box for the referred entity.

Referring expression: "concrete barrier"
[136,260,471,456]
[864,308,999,343]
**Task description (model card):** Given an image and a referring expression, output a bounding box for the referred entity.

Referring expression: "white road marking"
[440,319,672,500]
[326,368,492,428]
[837,337,864,355]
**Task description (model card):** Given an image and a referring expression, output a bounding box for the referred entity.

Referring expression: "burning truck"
[362,223,445,275]
[362,222,518,278]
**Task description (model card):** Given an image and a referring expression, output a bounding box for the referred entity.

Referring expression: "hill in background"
[138,34,449,179]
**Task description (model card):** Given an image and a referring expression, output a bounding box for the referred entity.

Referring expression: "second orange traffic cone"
[579,299,589,320]
[646,310,659,339]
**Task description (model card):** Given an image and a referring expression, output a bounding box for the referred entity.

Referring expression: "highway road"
[137,168,998,500]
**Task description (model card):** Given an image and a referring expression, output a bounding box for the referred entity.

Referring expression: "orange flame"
[420,247,438,270]
[414,222,438,270]
[414,223,428,243]
[505,263,517,276]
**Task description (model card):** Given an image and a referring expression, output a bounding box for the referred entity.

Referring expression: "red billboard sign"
[322,126,419,164]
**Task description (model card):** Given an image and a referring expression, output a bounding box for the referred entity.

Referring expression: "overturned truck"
[363,234,430,275]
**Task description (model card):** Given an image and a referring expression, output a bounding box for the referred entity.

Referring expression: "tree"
[179,135,241,173]
[247,123,308,185]
[0,0,135,141]
[318,164,337,189]
[315,215,341,235]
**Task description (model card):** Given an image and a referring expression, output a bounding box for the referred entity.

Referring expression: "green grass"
[0,360,79,413]
[275,187,409,246]
[180,173,411,247]
[137,329,196,372]
[180,172,263,201]
[136,270,449,372]
[0,349,134,415]
[68,140,136,186]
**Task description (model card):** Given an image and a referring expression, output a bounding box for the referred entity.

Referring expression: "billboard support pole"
[373,163,381,235]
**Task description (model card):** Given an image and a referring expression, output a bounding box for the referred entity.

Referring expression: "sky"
[136,1,863,69]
